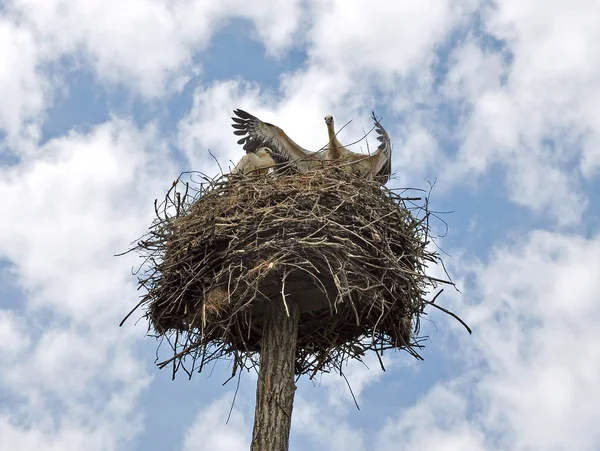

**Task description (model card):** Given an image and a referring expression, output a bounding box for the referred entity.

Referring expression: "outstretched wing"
[371,112,392,183]
[232,109,314,161]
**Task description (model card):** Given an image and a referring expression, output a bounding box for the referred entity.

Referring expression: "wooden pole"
[250,300,300,451]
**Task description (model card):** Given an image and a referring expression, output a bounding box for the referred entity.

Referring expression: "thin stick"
[341,370,360,410]
[226,369,243,425]
[424,301,472,334]
[119,299,145,327]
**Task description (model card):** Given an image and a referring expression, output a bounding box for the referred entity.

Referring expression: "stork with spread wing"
[231,109,326,172]
[232,109,392,183]
[323,113,392,183]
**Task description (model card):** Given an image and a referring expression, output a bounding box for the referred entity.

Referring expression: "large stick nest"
[124,167,466,379]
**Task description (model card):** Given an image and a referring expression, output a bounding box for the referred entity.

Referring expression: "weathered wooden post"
[250,300,299,450]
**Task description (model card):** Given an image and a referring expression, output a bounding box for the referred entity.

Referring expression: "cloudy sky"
[2,0,600,449]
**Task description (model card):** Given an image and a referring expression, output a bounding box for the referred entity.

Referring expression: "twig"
[226,368,243,425]
[341,370,360,411]
[424,301,471,335]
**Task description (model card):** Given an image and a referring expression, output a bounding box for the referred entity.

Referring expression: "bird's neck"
[326,123,342,159]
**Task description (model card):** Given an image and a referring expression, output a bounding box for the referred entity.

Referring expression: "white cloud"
[7,0,304,98]
[0,19,47,149]
[377,383,486,451]
[293,229,600,451]
[393,121,440,176]
[0,118,177,451]
[176,0,483,182]
[0,310,31,361]
[177,69,445,186]
[3,0,597,226]
[10,0,208,97]
[175,75,357,173]
[182,394,250,451]
[177,80,263,174]
[293,398,366,451]
[441,0,600,224]
[0,0,305,152]
[449,83,587,226]
[176,73,366,174]
[462,230,600,451]
[0,118,175,318]
[317,353,397,409]
[306,0,476,78]
[292,353,419,450]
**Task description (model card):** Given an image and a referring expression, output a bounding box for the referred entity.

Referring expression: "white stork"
[323,113,392,183]
[232,109,326,172]
[324,115,351,160]
[232,109,392,183]
[231,147,284,175]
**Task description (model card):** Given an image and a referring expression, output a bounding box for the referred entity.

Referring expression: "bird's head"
[257,146,286,164]
[256,147,271,157]
[324,115,334,125]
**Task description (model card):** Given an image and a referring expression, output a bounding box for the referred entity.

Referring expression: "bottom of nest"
[149,270,416,366]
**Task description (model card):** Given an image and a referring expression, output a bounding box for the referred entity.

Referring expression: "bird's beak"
[266,150,287,164]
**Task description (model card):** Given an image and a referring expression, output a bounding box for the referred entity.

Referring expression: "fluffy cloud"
[293,229,600,451]
[377,383,486,451]
[0,119,176,451]
[462,230,600,450]
[177,0,600,226]
[177,69,443,186]
[442,0,600,224]
[293,397,367,451]
[0,0,305,154]
[0,19,47,149]
[177,80,263,174]
[0,119,175,318]
[370,230,600,451]
[182,394,250,451]
[176,0,482,182]
[0,310,31,361]
[3,0,599,229]
[306,0,477,73]
[6,0,304,98]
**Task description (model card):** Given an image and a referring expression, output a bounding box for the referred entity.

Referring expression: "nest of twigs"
[123,167,468,379]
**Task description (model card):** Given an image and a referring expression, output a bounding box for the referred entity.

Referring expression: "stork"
[231,109,326,172]
[323,113,392,183]
[231,147,284,175]
[232,109,392,183]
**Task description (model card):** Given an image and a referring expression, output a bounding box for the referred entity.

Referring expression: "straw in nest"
[122,167,469,379]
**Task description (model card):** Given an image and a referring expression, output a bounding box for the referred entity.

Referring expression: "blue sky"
[2,1,600,450]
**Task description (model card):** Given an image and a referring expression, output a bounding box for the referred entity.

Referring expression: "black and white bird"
[232,109,392,183]
[232,109,326,172]
[323,113,392,183]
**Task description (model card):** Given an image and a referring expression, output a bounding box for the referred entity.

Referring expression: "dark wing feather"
[231,109,314,160]
[371,112,392,183]
[266,150,288,165]
[234,109,252,119]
